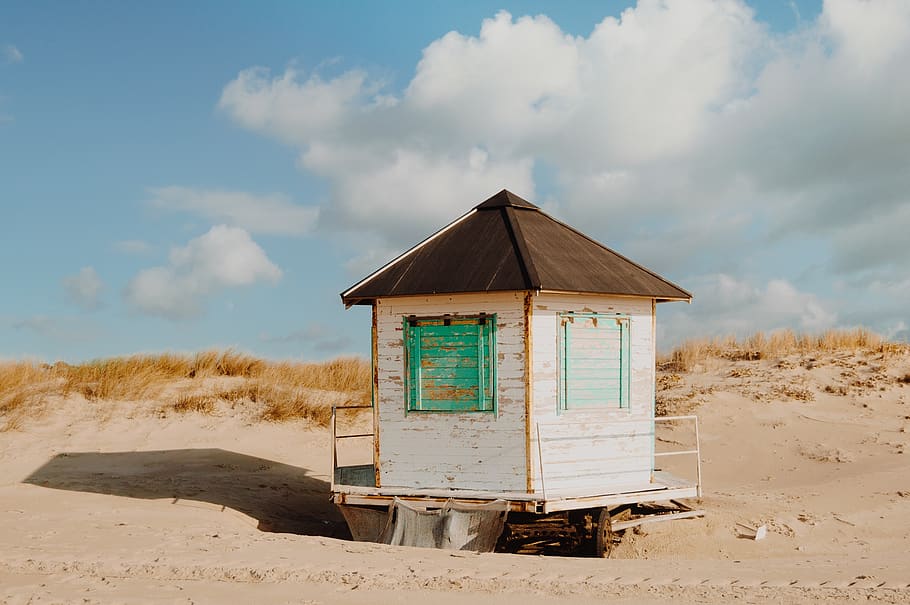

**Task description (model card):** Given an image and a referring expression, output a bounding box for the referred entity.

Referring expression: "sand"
[2,348,910,604]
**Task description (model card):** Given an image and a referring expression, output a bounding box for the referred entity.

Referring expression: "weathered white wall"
[529,293,655,493]
[375,292,527,491]
[374,290,658,495]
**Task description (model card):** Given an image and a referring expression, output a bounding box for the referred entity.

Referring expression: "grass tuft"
[259,357,370,394]
[258,389,337,426]
[0,361,58,431]
[190,349,265,378]
[171,394,217,414]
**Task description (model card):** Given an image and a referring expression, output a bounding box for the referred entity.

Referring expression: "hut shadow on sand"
[23,448,348,537]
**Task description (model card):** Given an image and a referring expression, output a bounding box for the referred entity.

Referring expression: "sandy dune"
[2,348,909,604]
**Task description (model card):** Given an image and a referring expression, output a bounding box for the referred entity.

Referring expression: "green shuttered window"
[559,312,630,410]
[404,315,496,413]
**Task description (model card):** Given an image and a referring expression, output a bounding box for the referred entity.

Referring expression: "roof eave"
[535,288,691,302]
[655,296,693,304]
[340,295,370,307]
[343,289,693,306]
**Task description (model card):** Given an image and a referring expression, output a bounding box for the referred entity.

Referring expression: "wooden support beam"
[610,509,705,532]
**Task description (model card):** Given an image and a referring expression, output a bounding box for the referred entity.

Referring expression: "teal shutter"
[404,316,496,412]
[560,313,630,410]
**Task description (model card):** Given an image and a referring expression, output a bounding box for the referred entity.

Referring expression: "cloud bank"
[125,225,282,319]
[219,0,910,344]
[2,44,23,64]
[149,186,319,236]
[63,267,104,311]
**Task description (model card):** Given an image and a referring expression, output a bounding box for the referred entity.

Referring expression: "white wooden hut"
[333,190,700,554]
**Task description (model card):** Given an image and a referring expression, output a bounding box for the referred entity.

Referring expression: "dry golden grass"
[0,362,61,431]
[171,393,217,414]
[165,381,365,426]
[58,349,269,401]
[259,357,370,394]
[62,355,183,401]
[1,352,371,431]
[0,362,52,402]
[0,362,59,432]
[257,386,337,426]
[658,328,899,372]
[189,350,265,378]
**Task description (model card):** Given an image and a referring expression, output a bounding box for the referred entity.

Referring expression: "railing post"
[536,423,547,508]
[331,404,377,490]
[330,405,337,493]
[694,416,702,498]
[651,415,701,496]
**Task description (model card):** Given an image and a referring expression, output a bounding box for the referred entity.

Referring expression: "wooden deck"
[332,468,697,513]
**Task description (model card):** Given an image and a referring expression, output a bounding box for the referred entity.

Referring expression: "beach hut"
[332,190,702,555]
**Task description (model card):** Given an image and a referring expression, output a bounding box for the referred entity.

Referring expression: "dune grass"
[0,351,370,431]
[658,328,902,372]
[3,329,905,431]
[56,350,267,402]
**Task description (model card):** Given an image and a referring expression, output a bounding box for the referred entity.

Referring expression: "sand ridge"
[1,347,909,603]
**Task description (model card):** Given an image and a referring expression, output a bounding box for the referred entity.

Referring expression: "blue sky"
[3,0,909,363]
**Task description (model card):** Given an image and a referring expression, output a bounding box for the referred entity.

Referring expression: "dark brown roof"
[341,190,691,305]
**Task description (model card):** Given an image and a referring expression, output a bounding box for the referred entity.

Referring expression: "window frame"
[557,312,631,412]
[403,314,497,414]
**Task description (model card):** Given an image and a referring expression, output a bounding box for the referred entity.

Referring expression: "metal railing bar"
[536,414,702,498]
[335,433,375,439]
[330,407,337,493]
[695,416,703,497]
[536,414,698,428]
[536,423,547,508]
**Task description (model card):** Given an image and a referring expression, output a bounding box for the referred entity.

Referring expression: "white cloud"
[114,239,152,254]
[148,186,318,236]
[218,66,380,146]
[316,147,534,243]
[260,321,353,354]
[219,0,910,338]
[658,274,837,348]
[3,45,22,64]
[216,1,764,250]
[12,315,99,343]
[827,202,910,274]
[13,316,56,335]
[124,225,282,319]
[62,267,104,310]
[834,273,910,343]
[822,0,910,70]
[405,12,580,147]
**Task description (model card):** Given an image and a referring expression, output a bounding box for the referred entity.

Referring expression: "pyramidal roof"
[341,190,691,305]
